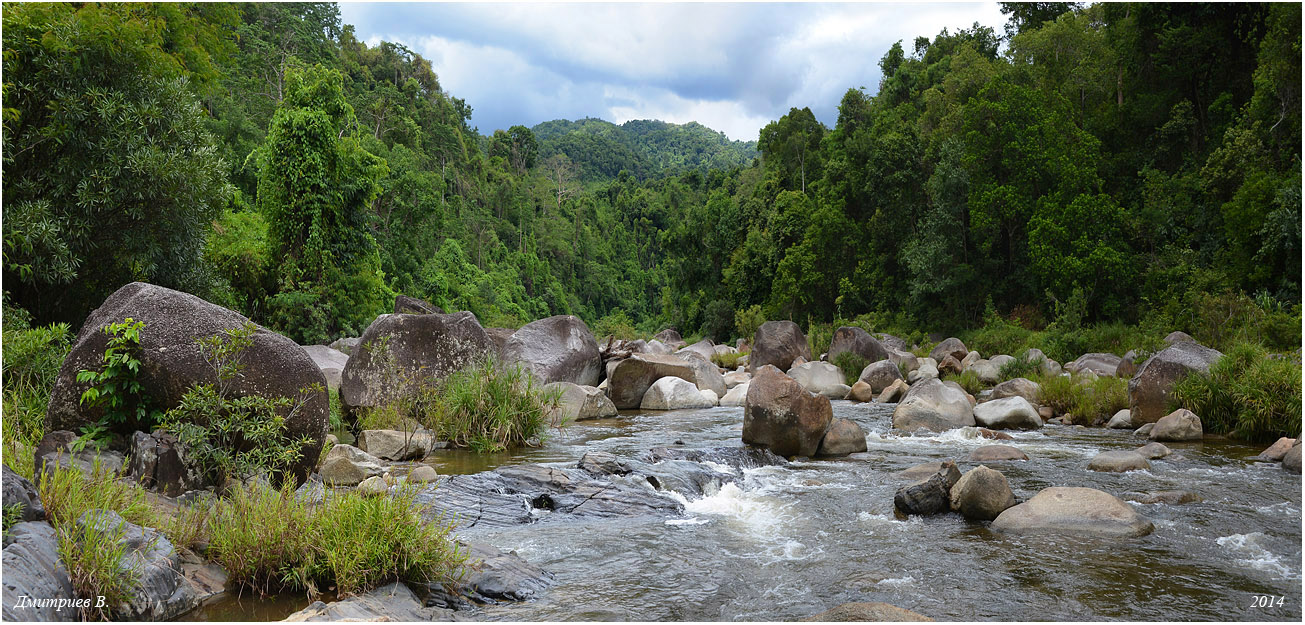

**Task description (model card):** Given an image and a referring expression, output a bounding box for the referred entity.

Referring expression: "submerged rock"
[968,445,1028,462]
[1126,490,1202,505]
[991,487,1153,537]
[1087,450,1151,473]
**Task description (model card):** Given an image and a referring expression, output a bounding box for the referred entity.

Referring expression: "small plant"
[57,515,136,620]
[160,322,316,486]
[734,305,765,344]
[2,504,22,538]
[37,458,154,530]
[2,312,72,473]
[997,351,1044,381]
[711,351,747,370]
[945,370,984,396]
[1035,373,1128,425]
[831,351,871,386]
[75,318,161,437]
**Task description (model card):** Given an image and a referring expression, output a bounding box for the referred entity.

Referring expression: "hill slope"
[532,118,758,182]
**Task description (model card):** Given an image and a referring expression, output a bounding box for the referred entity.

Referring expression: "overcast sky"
[339,2,1009,141]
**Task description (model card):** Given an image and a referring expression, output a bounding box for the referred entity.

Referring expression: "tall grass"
[2,312,72,480]
[207,481,315,594]
[711,351,747,369]
[830,351,870,386]
[57,515,135,620]
[997,351,1045,381]
[1035,373,1128,425]
[944,370,984,396]
[414,359,562,453]
[1170,343,1302,443]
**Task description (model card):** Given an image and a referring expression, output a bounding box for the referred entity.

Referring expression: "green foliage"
[831,352,871,387]
[733,305,765,343]
[1171,343,1302,443]
[593,309,640,341]
[997,351,1044,382]
[945,370,985,396]
[157,499,212,554]
[160,322,315,485]
[414,359,563,453]
[208,481,468,597]
[1,307,71,476]
[57,513,136,621]
[700,299,736,343]
[711,351,747,370]
[75,319,161,435]
[2,504,22,539]
[1035,372,1128,425]
[205,207,274,315]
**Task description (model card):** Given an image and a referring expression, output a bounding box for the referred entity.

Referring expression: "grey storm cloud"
[338,2,1008,141]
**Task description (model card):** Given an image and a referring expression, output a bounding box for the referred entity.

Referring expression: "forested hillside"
[3,2,1300,352]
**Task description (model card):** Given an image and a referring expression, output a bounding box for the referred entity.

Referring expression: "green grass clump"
[711,351,747,370]
[1035,373,1128,425]
[830,351,871,386]
[997,351,1045,381]
[1171,342,1302,443]
[414,359,562,453]
[57,515,136,620]
[944,370,984,396]
[208,482,468,597]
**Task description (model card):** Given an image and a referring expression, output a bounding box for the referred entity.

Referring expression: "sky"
[338,2,1010,142]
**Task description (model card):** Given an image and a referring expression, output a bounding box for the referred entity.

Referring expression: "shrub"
[157,499,212,554]
[1171,343,1302,443]
[1035,373,1128,425]
[75,318,163,445]
[945,370,984,396]
[160,322,316,485]
[37,459,154,530]
[593,308,640,341]
[700,299,735,343]
[3,504,22,538]
[304,486,467,596]
[711,351,747,370]
[734,305,765,343]
[831,351,870,387]
[962,316,1036,359]
[997,351,1044,381]
[1,309,71,480]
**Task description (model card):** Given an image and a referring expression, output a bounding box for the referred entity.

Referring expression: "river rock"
[991,487,1154,537]
[45,282,328,483]
[357,429,434,461]
[800,602,933,622]
[2,465,44,523]
[858,360,904,394]
[1164,331,1196,344]
[76,510,198,620]
[816,418,868,457]
[394,294,444,315]
[456,541,556,602]
[641,377,714,410]
[341,311,492,419]
[788,361,850,398]
[743,365,833,457]
[949,466,1016,520]
[1107,409,1133,429]
[34,430,126,482]
[973,396,1042,430]
[991,378,1040,404]
[960,350,981,370]
[676,339,717,362]
[356,475,389,496]
[284,581,453,622]
[1148,409,1203,442]
[328,336,360,355]
[653,328,684,348]
[1282,442,1301,473]
[848,380,875,402]
[607,354,697,410]
[543,382,617,421]
[894,461,951,481]
[683,354,728,398]
[723,371,750,389]
[1115,350,1139,378]
[127,430,202,496]
[318,444,385,486]
[894,461,960,516]
[892,378,975,433]
[1134,442,1172,459]
[2,521,75,622]
[929,337,968,364]
[827,326,889,364]
[577,451,633,477]
[939,354,964,375]
[1127,490,1202,505]
[968,445,1028,462]
[1065,353,1123,377]
[407,465,438,483]
[301,345,349,392]
[1088,450,1151,472]
[720,381,750,406]
[907,360,939,384]
[1128,342,1223,424]
[748,321,812,373]
[877,379,909,403]
[977,428,1014,440]
[1255,437,1297,462]
[1134,423,1155,437]
[874,333,910,352]
[501,315,601,386]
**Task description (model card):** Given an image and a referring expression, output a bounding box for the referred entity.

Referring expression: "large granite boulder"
[929,337,968,364]
[816,418,867,457]
[2,521,75,622]
[858,360,904,394]
[973,396,1042,430]
[949,466,1016,520]
[501,315,601,387]
[641,377,715,410]
[394,295,443,315]
[1148,408,1203,442]
[301,345,348,392]
[743,365,833,457]
[1283,442,1302,473]
[788,361,850,398]
[341,311,493,418]
[891,378,975,432]
[748,321,812,373]
[606,354,697,410]
[45,282,327,483]
[543,382,617,421]
[991,487,1154,537]
[1065,353,1123,377]
[653,328,684,348]
[1128,342,1223,424]
[990,378,1040,404]
[683,355,728,398]
[887,349,920,374]
[827,326,889,365]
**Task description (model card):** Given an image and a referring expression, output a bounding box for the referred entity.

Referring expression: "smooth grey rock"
[1255,437,1297,462]
[1134,423,1155,437]
[857,360,904,394]
[929,338,968,364]
[76,510,198,620]
[990,378,1040,404]
[1149,409,1203,442]
[1065,353,1123,377]
[1134,442,1172,459]
[973,396,1042,430]
[357,429,434,461]
[301,345,348,392]
[356,475,389,496]
[949,466,1016,520]
[877,379,909,403]
[748,321,812,373]
[606,353,697,410]
[455,541,556,602]
[544,382,617,421]
[1128,342,1222,424]
[719,381,750,407]
[816,418,867,457]
[502,315,602,387]
[318,444,385,486]
[284,581,454,621]
[1088,450,1151,472]
[788,361,850,398]
[2,465,44,523]
[2,521,75,622]
[641,376,715,410]
[1107,409,1133,429]
[1282,443,1301,474]
[892,378,974,432]
[991,487,1153,537]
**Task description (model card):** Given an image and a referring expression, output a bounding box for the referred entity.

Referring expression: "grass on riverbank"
[1035,373,1129,425]
[1171,343,1302,443]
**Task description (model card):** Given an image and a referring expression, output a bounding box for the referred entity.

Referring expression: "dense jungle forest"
[3,1,1300,351]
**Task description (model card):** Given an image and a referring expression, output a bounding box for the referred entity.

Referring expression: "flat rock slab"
[283,582,455,621]
[455,541,556,602]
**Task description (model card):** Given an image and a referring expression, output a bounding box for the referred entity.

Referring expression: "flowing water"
[196,401,1302,621]
[438,401,1301,621]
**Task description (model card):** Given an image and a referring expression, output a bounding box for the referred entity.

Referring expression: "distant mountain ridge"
[532,117,758,182]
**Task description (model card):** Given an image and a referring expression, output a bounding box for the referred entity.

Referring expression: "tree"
[999,2,1080,39]
[2,3,233,325]
[758,108,825,194]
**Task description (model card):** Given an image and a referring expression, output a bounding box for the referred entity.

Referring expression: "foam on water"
[1216,533,1299,579]
[877,576,916,586]
[665,517,711,527]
